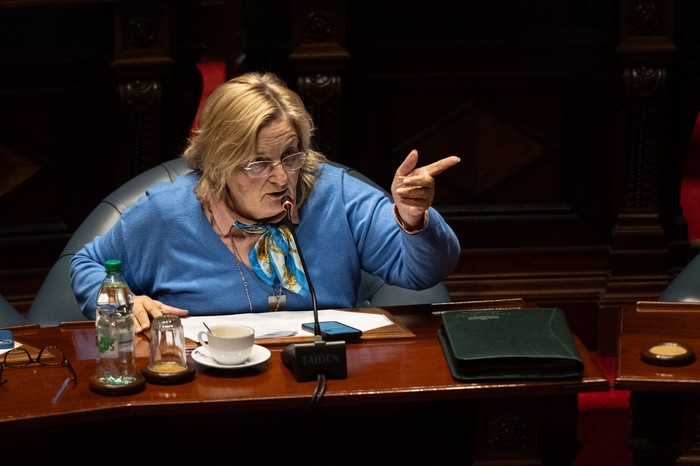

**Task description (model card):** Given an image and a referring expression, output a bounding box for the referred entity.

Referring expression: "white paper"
[181,309,392,341]
[0,341,21,356]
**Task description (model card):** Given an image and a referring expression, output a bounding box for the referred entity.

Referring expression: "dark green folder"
[438,308,583,381]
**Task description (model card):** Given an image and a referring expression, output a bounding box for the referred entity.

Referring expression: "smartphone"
[301,321,362,343]
[0,329,14,350]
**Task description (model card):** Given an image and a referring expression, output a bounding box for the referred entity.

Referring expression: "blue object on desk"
[0,329,13,349]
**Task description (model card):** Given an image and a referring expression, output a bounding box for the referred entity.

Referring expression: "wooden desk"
[615,302,700,466]
[1,302,607,465]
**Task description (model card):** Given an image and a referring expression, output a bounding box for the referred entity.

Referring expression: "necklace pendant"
[268,293,286,312]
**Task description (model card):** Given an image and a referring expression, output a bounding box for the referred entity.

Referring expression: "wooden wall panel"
[2,0,699,354]
[241,0,700,351]
[0,1,201,311]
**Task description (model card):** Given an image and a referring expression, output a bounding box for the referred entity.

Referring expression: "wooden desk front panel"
[616,303,700,465]
[616,303,700,391]
[0,307,607,465]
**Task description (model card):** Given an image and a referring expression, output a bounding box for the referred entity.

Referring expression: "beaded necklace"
[207,204,284,312]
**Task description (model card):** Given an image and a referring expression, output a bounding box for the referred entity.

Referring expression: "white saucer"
[191,344,271,370]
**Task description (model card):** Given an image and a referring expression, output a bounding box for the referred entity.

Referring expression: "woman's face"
[225,118,301,223]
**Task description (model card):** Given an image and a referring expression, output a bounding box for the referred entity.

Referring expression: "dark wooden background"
[1,0,699,354]
[0,1,203,311]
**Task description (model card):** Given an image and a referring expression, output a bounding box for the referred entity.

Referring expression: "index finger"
[421,156,461,177]
[161,305,189,317]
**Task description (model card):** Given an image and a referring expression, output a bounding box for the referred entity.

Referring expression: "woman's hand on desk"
[133,295,189,334]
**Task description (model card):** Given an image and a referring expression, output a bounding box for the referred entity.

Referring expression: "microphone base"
[281,340,347,382]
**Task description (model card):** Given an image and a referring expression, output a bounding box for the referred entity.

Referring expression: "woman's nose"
[267,162,288,182]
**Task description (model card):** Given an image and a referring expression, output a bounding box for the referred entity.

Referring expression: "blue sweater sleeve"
[71,174,206,319]
[310,164,460,290]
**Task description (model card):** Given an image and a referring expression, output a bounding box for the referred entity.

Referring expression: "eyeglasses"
[0,346,77,387]
[241,151,307,178]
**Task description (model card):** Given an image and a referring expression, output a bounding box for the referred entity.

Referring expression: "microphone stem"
[284,208,320,338]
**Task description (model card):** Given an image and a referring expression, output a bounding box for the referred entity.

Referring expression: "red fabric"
[578,355,629,412]
[191,62,227,134]
[576,355,633,466]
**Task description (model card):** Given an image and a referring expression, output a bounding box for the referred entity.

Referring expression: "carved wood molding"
[600,0,678,352]
[112,2,172,177]
[484,410,530,452]
[623,66,665,210]
[113,2,172,67]
[290,0,349,157]
[617,0,675,211]
[118,79,162,173]
[607,0,676,275]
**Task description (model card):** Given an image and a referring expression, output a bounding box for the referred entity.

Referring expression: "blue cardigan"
[71,163,460,318]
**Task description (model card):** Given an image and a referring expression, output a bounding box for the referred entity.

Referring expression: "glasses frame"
[241,151,307,178]
[0,345,78,387]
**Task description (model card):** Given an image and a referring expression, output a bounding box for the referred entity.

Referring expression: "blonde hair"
[183,72,326,204]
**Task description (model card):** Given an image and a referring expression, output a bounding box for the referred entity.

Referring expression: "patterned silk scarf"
[234,221,309,296]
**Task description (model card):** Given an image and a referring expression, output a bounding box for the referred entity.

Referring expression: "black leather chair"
[26,158,450,327]
[0,294,29,328]
[659,253,700,302]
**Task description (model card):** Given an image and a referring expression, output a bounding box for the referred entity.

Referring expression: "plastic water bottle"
[93,259,137,386]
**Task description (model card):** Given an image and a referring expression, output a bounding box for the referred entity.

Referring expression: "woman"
[71,72,461,333]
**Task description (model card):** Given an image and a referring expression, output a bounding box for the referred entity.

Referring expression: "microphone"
[279,195,347,381]
[281,196,294,212]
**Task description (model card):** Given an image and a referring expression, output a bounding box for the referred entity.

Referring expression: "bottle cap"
[105,259,122,273]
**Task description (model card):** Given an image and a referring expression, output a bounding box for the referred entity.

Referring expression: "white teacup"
[197,324,255,365]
